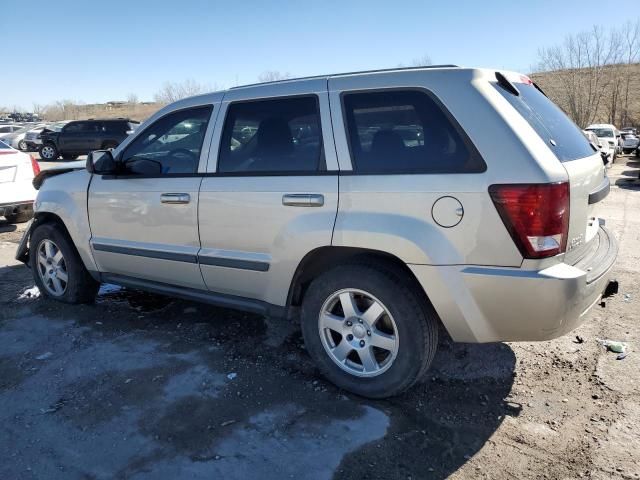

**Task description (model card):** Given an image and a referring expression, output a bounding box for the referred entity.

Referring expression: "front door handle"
[160,193,191,204]
[282,193,324,207]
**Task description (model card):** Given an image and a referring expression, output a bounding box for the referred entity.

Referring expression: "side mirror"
[87,150,117,174]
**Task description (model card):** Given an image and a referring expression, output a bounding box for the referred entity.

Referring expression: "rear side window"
[342,90,484,174]
[494,83,594,162]
[102,121,127,133]
[218,96,324,173]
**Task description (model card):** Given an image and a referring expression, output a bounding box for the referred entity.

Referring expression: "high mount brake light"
[489,182,570,259]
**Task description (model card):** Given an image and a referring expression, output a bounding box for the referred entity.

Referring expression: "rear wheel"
[18,140,27,151]
[300,263,438,398]
[29,222,99,304]
[39,143,58,161]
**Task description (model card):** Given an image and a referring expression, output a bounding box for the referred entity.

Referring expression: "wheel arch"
[286,246,435,313]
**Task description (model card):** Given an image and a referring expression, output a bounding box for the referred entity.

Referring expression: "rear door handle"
[160,193,191,204]
[282,194,324,207]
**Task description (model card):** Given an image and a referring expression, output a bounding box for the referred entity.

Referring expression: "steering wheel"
[168,148,198,161]
[166,148,198,173]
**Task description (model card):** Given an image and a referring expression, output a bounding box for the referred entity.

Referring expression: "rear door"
[198,79,339,307]
[493,76,607,264]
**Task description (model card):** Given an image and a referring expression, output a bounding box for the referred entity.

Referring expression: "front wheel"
[39,143,58,161]
[300,264,438,398]
[29,222,99,304]
[18,140,27,151]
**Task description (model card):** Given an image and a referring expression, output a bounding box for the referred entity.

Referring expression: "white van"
[586,124,618,161]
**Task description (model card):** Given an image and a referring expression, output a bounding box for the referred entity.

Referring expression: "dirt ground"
[0,159,638,480]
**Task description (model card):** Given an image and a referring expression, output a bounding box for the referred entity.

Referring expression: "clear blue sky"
[0,0,629,110]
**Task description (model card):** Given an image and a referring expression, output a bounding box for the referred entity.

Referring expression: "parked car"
[583,130,610,165]
[621,133,639,154]
[16,67,618,398]
[39,118,139,160]
[0,124,24,139]
[586,124,619,161]
[621,127,637,136]
[0,140,40,223]
[3,125,44,151]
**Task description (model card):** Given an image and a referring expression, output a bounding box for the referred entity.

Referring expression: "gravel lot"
[0,159,638,479]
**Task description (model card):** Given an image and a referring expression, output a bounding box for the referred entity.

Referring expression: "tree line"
[532,20,640,128]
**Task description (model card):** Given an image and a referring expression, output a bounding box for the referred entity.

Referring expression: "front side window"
[342,90,484,174]
[218,96,324,173]
[121,105,212,175]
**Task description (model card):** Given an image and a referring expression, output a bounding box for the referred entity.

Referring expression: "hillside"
[531,62,640,128]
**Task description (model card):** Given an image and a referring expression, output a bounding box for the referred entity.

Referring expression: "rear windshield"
[494,82,595,162]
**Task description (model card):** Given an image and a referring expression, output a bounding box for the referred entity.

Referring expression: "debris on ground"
[623,293,632,302]
[35,352,52,360]
[597,339,627,354]
[18,286,40,300]
[226,372,237,380]
[574,335,584,344]
[617,352,628,360]
[98,283,122,296]
[220,420,236,427]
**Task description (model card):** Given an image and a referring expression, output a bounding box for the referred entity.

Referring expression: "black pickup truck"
[39,118,139,160]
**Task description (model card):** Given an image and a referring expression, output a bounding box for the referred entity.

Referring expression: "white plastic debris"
[18,286,40,300]
[98,283,122,296]
[36,352,52,360]
[226,373,237,380]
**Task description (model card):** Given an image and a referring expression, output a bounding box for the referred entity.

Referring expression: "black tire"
[300,263,438,398]
[29,222,99,304]
[18,140,27,151]
[39,143,58,161]
[5,210,33,224]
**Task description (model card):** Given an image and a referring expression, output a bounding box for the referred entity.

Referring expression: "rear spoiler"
[33,162,85,190]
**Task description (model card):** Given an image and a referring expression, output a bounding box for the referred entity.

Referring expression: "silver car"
[16,66,618,398]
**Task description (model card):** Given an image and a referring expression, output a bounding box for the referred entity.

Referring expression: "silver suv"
[17,66,618,398]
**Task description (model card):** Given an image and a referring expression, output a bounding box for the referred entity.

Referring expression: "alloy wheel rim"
[42,146,54,158]
[36,239,68,296]
[318,288,399,378]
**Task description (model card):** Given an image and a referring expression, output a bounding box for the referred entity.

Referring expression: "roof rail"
[230,64,460,90]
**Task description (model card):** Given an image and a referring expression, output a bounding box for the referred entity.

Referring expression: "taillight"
[30,155,41,176]
[489,182,570,259]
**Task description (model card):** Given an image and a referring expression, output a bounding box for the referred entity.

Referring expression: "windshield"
[494,81,595,162]
[587,128,614,138]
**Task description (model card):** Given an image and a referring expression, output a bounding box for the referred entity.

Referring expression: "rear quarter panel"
[329,69,567,267]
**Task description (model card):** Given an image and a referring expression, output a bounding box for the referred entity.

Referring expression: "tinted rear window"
[494,82,594,162]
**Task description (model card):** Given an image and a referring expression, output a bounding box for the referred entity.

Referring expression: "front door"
[88,104,215,289]
[198,80,339,307]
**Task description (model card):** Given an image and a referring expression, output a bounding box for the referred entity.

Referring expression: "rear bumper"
[410,226,618,343]
[0,201,34,217]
